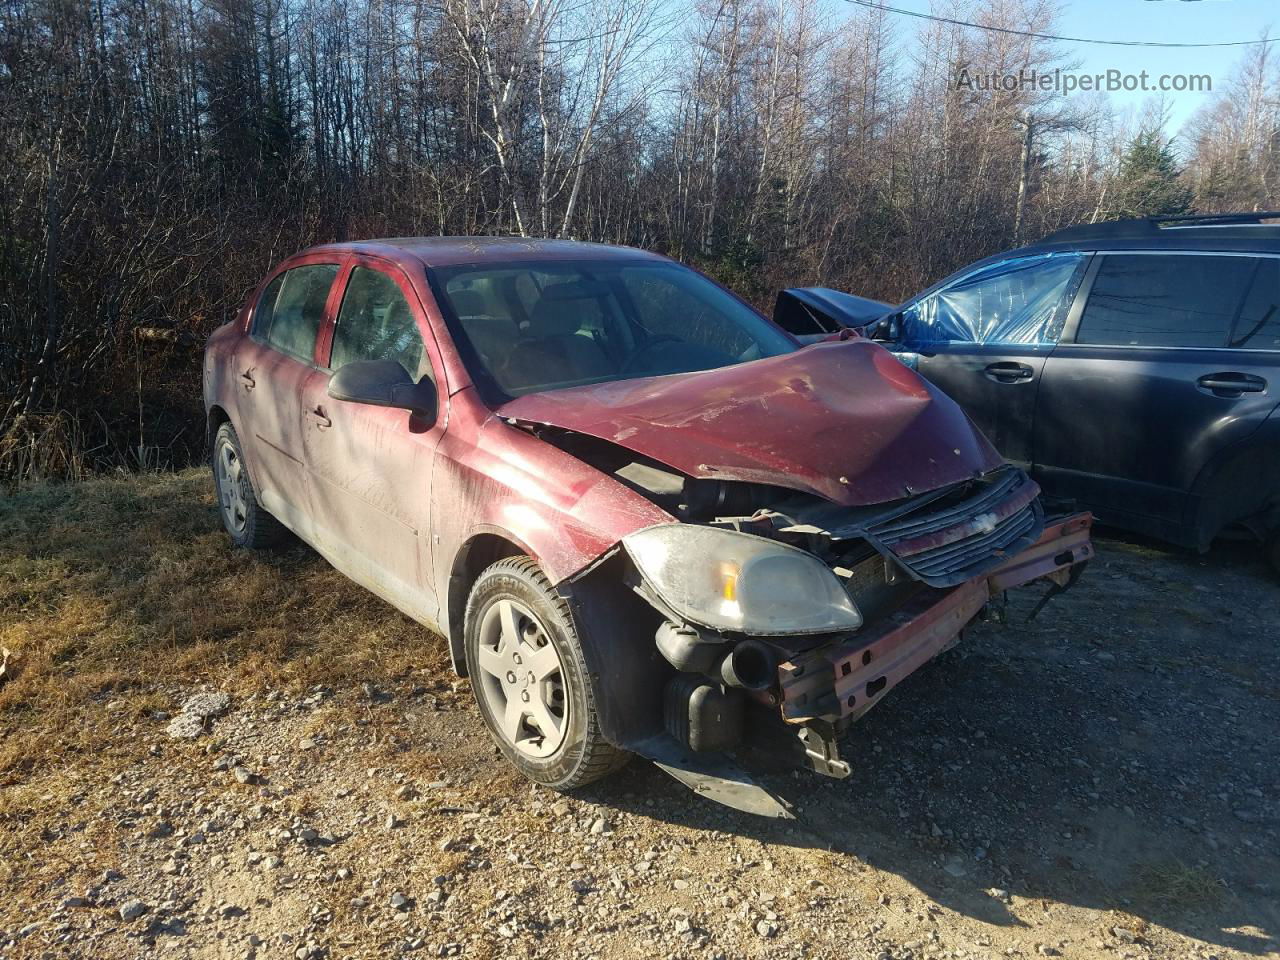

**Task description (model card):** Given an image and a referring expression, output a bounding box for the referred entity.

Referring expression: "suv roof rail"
[1040,211,1280,243]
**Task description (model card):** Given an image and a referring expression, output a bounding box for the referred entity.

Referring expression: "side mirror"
[328,359,438,423]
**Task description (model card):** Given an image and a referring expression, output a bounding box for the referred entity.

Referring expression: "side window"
[1231,257,1280,350]
[331,266,427,378]
[253,264,339,361]
[1076,254,1254,348]
[902,253,1086,346]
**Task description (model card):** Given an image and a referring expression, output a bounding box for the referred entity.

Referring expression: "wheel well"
[1192,443,1280,547]
[446,533,525,675]
[206,406,230,454]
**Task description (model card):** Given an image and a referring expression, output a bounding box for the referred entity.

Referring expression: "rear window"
[1076,254,1254,348]
[253,263,340,361]
[1231,257,1280,350]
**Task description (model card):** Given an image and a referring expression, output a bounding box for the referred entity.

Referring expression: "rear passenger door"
[1033,252,1280,543]
[890,253,1089,467]
[235,260,341,523]
[301,258,447,626]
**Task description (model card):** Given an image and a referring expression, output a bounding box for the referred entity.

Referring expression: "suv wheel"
[464,556,628,789]
[211,422,285,549]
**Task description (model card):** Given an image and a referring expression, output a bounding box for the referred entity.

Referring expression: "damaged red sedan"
[203,238,1093,816]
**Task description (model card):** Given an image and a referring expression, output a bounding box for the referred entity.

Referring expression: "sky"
[844,0,1277,136]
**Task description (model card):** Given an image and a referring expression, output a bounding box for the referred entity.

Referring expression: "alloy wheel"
[473,598,569,758]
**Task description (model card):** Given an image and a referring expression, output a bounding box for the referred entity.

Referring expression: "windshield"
[429,259,796,401]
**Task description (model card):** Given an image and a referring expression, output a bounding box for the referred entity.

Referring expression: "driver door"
[301,257,448,628]
[885,253,1090,468]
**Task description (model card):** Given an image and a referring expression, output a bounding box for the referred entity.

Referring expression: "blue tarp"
[902,253,1087,345]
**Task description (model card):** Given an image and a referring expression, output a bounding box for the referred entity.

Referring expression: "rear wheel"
[464,556,628,789]
[211,422,285,549]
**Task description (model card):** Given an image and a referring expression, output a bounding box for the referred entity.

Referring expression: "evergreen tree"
[1110,130,1194,219]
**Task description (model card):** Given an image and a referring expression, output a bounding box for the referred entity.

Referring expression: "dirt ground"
[1,470,1277,959]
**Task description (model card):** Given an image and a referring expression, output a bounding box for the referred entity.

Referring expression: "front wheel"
[464,556,628,789]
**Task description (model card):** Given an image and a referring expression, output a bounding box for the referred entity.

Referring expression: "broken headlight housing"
[622,524,864,636]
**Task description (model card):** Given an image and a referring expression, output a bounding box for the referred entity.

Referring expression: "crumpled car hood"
[498,338,1003,507]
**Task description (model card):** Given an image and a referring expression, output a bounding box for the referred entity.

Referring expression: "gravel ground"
[2,530,1277,960]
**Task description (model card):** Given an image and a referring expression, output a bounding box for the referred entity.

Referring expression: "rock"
[1113,926,1139,943]
[147,821,174,839]
[390,892,410,911]
[385,814,402,830]
[183,691,232,719]
[119,900,149,922]
[299,828,319,843]
[1038,946,1060,957]
[220,904,247,918]
[755,919,777,938]
[943,857,968,878]
[395,785,418,802]
[101,869,123,884]
[497,923,516,938]
[61,896,92,909]
[299,738,317,751]
[167,713,206,740]
[986,887,1010,901]
[231,766,255,785]
[590,818,608,835]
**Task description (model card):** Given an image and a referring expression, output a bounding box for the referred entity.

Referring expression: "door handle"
[1196,373,1267,397]
[983,361,1034,384]
[307,406,332,429]
[239,369,256,390]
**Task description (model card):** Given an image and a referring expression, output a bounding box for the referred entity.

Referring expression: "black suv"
[774,213,1280,573]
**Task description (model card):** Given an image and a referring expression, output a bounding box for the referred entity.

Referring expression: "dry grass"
[1134,860,1226,911]
[0,466,449,785]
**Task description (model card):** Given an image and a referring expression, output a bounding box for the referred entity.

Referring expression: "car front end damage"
[496,341,1092,815]
[608,466,1093,817]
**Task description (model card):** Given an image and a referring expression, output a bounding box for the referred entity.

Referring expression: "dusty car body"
[204,237,1092,815]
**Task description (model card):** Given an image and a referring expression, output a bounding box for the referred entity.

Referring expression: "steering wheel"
[620,334,684,375]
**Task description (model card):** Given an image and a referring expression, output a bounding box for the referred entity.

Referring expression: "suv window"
[1076,254,1254,348]
[330,266,427,377]
[1231,257,1280,350]
[254,264,339,361]
[902,253,1085,345]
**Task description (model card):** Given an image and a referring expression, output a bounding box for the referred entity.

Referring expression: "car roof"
[300,236,670,269]
[1022,213,1280,256]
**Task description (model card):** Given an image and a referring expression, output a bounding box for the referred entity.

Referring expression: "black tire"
[211,422,286,549]
[464,556,629,789]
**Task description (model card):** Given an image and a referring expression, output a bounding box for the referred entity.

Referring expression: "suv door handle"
[984,361,1034,384]
[1197,373,1267,397]
[307,406,332,429]
[239,369,256,390]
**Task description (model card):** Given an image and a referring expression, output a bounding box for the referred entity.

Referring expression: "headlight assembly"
[622,524,863,636]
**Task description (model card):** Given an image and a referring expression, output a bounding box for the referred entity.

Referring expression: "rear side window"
[254,264,340,361]
[1231,257,1280,350]
[1076,255,1254,348]
[330,266,427,378]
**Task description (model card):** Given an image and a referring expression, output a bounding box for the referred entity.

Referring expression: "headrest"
[449,289,487,318]
[528,281,603,337]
